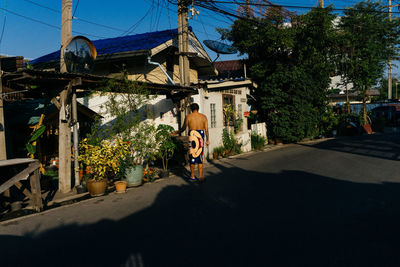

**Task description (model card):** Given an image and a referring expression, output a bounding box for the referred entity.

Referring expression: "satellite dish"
[203,40,237,54]
[63,36,97,74]
[203,40,237,62]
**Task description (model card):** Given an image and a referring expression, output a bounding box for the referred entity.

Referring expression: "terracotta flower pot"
[86,179,107,197]
[114,180,127,193]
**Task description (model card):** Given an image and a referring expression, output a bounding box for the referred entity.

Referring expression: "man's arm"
[204,115,209,146]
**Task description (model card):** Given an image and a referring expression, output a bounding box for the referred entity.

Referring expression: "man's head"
[190,103,199,112]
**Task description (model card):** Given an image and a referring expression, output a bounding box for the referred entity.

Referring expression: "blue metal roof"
[30,28,180,65]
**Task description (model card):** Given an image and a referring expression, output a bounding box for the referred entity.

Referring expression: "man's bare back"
[186,112,207,131]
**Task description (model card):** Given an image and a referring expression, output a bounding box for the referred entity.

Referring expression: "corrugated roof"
[30,28,181,65]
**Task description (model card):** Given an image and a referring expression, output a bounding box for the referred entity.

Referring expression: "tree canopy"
[338,0,400,123]
[221,6,337,142]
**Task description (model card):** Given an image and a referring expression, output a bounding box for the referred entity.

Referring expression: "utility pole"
[0,62,6,160]
[178,0,190,87]
[59,0,73,193]
[388,0,393,100]
[178,0,190,131]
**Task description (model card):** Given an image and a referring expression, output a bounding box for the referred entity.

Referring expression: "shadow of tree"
[301,134,400,161]
[2,158,400,266]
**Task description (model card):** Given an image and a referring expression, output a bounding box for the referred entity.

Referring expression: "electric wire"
[73,0,80,17]
[0,0,7,49]
[23,0,128,34]
[0,7,107,39]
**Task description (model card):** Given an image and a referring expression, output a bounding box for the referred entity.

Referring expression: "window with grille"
[210,103,216,128]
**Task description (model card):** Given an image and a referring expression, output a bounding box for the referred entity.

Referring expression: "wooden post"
[0,62,6,160]
[29,164,43,211]
[72,89,80,187]
[0,60,9,207]
[58,0,73,193]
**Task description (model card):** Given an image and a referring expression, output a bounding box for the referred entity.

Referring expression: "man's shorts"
[189,130,204,165]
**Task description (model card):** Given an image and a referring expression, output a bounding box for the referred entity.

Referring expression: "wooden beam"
[0,158,36,167]
[14,181,33,199]
[29,167,43,211]
[0,161,40,194]
[52,97,61,110]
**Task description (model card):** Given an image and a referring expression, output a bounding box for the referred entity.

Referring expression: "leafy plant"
[143,169,157,183]
[234,115,243,134]
[222,128,242,155]
[26,124,46,156]
[212,146,225,159]
[126,122,160,168]
[223,104,235,126]
[156,124,176,171]
[78,138,129,181]
[251,133,267,150]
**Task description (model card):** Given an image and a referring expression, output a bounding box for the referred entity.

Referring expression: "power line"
[0,0,7,49]
[73,0,80,17]
[201,0,400,14]
[23,0,128,33]
[0,7,107,39]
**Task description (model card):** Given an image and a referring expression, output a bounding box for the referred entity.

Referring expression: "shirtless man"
[174,103,209,182]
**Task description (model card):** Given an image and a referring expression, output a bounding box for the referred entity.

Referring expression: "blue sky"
[0,0,397,75]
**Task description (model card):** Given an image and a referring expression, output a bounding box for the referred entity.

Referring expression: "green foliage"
[28,125,46,142]
[156,124,177,171]
[222,7,337,143]
[26,125,46,156]
[212,146,225,159]
[338,0,400,123]
[93,68,155,142]
[251,134,267,150]
[222,128,242,154]
[319,107,339,137]
[83,69,159,170]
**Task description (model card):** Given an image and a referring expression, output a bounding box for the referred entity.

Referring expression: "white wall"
[192,82,252,158]
[78,94,179,129]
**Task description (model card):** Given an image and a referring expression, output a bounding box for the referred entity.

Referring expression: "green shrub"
[212,146,225,159]
[222,128,242,154]
[251,134,267,150]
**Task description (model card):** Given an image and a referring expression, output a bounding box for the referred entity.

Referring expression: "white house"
[196,60,253,157]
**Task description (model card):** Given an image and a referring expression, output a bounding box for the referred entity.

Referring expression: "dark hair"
[190,103,199,111]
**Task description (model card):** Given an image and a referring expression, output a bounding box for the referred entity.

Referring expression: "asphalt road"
[1,134,400,267]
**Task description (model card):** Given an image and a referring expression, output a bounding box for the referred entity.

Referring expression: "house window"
[210,103,216,128]
[222,94,235,126]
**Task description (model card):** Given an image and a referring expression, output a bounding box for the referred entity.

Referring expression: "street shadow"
[2,163,400,266]
[300,134,400,162]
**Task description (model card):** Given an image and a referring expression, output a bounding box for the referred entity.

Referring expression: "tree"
[220,6,337,142]
[339,0,400,124]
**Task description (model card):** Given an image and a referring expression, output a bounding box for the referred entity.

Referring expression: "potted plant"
[79,138,128,196]
[119,122,160,187]
[156,124,176,178]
